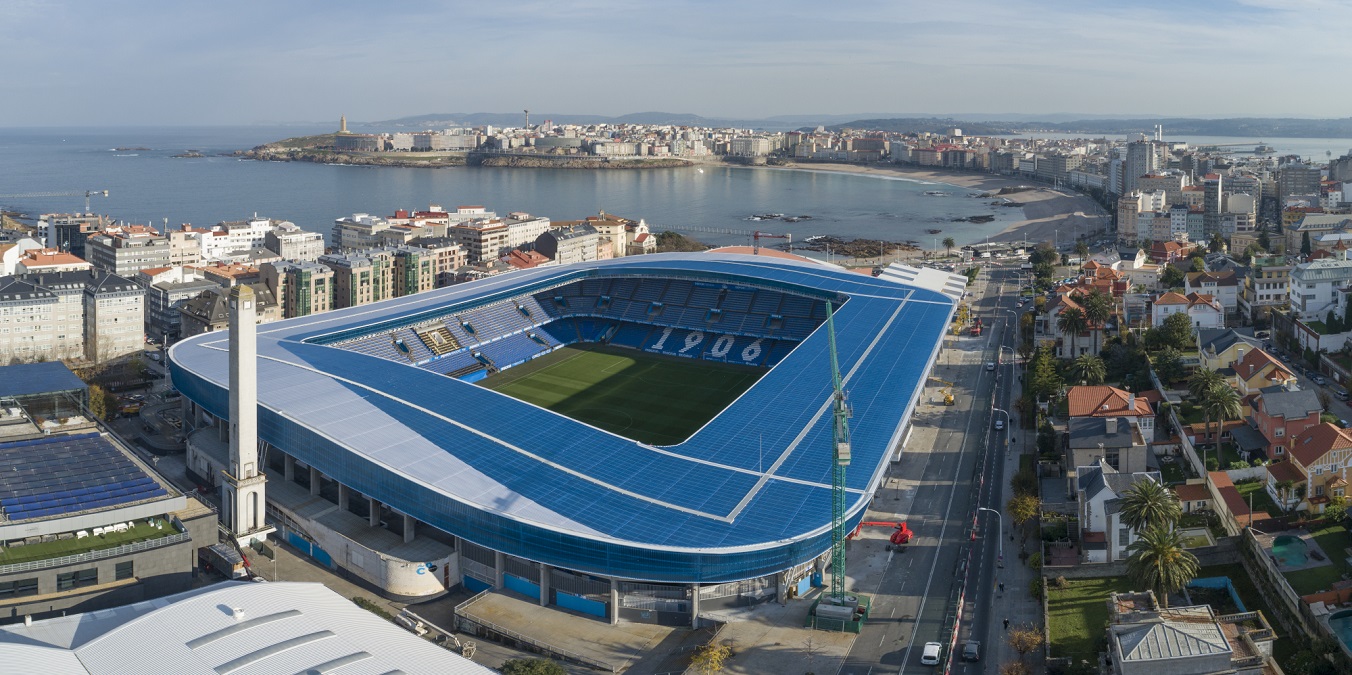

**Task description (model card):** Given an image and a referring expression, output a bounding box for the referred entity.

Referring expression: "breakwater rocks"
[795,236,918,257]
[237,147,468,167]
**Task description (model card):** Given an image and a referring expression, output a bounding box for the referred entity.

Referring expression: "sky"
[3,0,1352,127]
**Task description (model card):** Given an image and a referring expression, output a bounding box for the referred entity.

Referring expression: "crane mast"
[826,299,851,600]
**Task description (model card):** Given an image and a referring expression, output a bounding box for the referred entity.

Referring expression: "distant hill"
[827,116,1352,139]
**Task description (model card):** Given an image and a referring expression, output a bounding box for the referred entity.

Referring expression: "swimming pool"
[1272,535,1310,567]
[1329,609,1352,651]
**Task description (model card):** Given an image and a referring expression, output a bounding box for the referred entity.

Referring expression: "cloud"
[1,0,1350,125]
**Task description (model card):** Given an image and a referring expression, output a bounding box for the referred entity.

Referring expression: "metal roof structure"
[170,254,956,582]
[0,361,88,400]
[0,581,495,675]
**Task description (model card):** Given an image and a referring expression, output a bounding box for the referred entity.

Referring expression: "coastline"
[758,161,1111,251]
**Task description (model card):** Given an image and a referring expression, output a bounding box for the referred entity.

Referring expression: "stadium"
[170,253,958,619]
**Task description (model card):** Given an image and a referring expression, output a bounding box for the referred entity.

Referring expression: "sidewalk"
[989,410,1045,669]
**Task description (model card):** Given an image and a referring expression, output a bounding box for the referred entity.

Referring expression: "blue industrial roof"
[0,362,87,399]
[170,254,956,582]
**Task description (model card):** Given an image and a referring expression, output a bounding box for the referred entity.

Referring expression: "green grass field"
[480,344,764,445]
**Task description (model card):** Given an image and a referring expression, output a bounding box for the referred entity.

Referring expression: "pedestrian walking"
[999,582,1005,592]
[1003,618,1010,630]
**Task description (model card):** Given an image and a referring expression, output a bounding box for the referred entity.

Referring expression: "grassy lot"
[1158,460,1189,485]
[1282,524,1352,596]
[1047,577,1137,661]
[1234,480,1284,518]
[482,344,763,446]
[0,520,173,566]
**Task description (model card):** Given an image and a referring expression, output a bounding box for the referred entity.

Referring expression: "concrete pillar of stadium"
[309,466,320,496]
[493,551,505,589]
[609,578,619,625]
[689,584,700,629]
[368,497,379,527]
[338,483,349,512]
[402,513,415,543]
[776,571,788,604]
[283,454,294,482]
[538,564,550,607]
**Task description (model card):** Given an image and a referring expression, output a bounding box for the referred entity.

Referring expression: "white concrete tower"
[223,284,272,544]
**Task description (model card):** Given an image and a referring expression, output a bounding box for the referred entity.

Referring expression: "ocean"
[0,126,1025,251]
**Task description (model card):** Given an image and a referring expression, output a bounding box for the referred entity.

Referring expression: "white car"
[995,419,1005,430]
[921,642,943,666]
[985,361,996,371]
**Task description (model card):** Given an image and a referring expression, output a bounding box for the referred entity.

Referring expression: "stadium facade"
[171,254,958,623]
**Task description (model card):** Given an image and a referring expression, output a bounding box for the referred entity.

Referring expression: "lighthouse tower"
[222,284,273,545]
[339,115,349,134]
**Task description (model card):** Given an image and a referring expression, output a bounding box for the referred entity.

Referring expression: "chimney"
[232,607,245,622]
[1128,390,1136,412]
[1106,418,1118,435]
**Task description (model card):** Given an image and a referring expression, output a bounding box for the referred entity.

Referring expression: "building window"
[0,578,38,598]
[115,561,134,581]
[1118,528,1131,547]
[56,568,98,591]
[1316,485,1325,497]
[1276,428,1285,437]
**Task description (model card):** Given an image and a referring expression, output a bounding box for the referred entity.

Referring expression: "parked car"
[1335,388,1350,402]
[962,641,981,662]
[921,642,943,666]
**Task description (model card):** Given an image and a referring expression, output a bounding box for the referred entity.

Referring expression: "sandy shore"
[764,162,1111,253]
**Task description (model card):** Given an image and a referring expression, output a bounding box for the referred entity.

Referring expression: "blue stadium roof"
[170,254,957,582]
[0,362,87,399]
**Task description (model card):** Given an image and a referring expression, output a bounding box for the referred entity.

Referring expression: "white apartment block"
[331,214,391,251]
[1289,252,1352,321]
[730,136,775,157]
[188,217,286,261]
[264,222,325,261]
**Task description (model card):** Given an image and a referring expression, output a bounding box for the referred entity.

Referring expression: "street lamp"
[977,507,1004,566]
[993,407,1012,447]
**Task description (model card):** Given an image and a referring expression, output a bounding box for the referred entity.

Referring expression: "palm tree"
[943,237,955,260]
[1082,290,1112,355]
[1126,525,1200,608]
[1056,307,1088,359]
[1075,241,1090,272]
[1188,369,1226,402]
[1070,353,1106,385]
[1200,384,1242,469]
[1120,480,1182,532]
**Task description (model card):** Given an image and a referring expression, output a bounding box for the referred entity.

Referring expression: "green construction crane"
[826,300,852,600]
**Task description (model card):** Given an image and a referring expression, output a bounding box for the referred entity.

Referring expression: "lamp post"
[977,507,1004,566]
[993,407,1012,447]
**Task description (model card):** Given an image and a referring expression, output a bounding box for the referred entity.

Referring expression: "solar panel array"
[0,433,168,522]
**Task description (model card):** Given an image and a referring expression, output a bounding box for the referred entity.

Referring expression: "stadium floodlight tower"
[827,300,852,600]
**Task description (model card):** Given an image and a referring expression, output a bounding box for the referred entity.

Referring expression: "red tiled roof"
[1155,291,1189,305]
[1267,460,1305,483]
[1174,484,1211,502]
[1067,385,1152,418]
[1290,423,1352,467]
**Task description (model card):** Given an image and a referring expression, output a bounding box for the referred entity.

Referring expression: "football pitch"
[480,344,765,445]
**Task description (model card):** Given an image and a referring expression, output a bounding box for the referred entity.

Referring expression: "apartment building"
[1288,249,1352,321]
[83,272,145,364]
[179,283,280,337]
[1240,255,1291,324]
[137,266,220,342]
[85,225,171,276]
[535,224,600,266]
[260,261,335,319]
[406,237,467,286]
[264,222,325,261]
[165,228,202,266]
[319,251,395,309]
[14,248,93,275]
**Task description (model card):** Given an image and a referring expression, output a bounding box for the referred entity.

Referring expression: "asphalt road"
[837,265,1011,674]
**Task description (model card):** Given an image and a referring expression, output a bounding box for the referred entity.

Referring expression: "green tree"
[500,658,568,675]
[1210,232,1225,253]
[690,642,733,675]
[1029,348,1063,401]
[1257,224,1271,252]
[1191,256,1206,272]
[1201,384,1242,471]
[1160,311,1195,350]
[942,237,955,259]
[1008,494,1041,531]
[1126,525,1200,608]
[1302,231,1312,256]
[1161,264,1186,289]
[1153,346,1185,384]
[1120,480,1182,532]
[1070,353,1106,385]
[88,384,111,421]
[1075,241,1089,271]
[1188,369,1226,402]
[1325,496,1348,524]
[1082,289,1113,354]
[1056,307,1088,358]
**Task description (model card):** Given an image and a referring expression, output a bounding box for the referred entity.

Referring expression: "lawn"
[0,520,174,566]
[1047,577,1136,661]
[1234,480,1284,518]
[1282,524,1352,596]
[481,344,764,446]
[1158,460,1189,485]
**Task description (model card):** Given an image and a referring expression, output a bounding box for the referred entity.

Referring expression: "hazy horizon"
[4,1,1352,127]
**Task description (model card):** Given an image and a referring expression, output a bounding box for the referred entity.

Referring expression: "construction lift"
[928,376,956,406]
[848,521,914,549]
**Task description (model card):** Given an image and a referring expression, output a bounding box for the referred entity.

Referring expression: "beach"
[764,161,1111,253]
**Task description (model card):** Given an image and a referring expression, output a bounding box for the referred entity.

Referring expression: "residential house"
[1105,591,1279,675]
[1288,248,1352,322]
[1067,416,1151,493]
[1173,483,1212,514]
[1240,254,1291,325]
[1266,422,1352,513]
[1250,386,1322,460]
[1067,385,1154,438]
[14,248,93,275]
[1076,460,1163,562]
[179,283,280,337]
[1197,328,1262,374]
[1230,348,1296,397]
[1149,240,1192,265]
[1184,270,1239,316]
[1151,291,1224,329]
